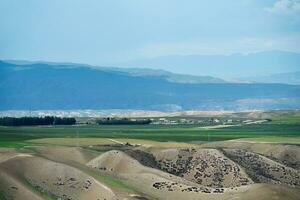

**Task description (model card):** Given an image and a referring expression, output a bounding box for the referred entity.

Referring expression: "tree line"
[0,116,76,126]
[97,117,151,125]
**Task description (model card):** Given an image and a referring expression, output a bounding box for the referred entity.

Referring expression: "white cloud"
[266,0,300,15]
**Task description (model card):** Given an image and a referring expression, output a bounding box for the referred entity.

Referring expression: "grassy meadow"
[0,114,299,148]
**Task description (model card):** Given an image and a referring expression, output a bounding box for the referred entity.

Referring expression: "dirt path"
[107,139,125,145]
[196,124,240,130]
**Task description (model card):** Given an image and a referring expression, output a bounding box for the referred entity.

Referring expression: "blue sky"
[1,0,300,65]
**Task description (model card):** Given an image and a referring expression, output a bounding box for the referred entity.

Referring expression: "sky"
[1,0,300,66]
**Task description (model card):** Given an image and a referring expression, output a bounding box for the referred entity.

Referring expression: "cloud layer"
[266,0,300,15]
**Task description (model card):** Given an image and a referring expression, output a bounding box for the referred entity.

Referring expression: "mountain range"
[118,50,300,81]
[241,71,300,85]
[1,60,300,111]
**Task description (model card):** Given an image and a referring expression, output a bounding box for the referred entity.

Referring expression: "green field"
[271,115,300,124]
[0,116,299,148]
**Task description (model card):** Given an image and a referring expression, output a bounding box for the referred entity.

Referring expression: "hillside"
[2,140,300,200]
[1,61,300,111]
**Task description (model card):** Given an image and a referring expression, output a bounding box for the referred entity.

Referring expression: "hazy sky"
[1,0,300,65]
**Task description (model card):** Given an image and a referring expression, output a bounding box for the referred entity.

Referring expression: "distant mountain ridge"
[1,60,300,111]
[5,50,300,85]
[3,60,226,84]
[118,50,300,80]
[241,71,300,85]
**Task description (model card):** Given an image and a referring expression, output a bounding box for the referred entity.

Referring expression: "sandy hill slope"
[152,148,253,188]
[30,146,98,165]
[1,145,299,200]
[223,149,300,187]
[202,141,300,169]
[0,153,117,200]
[87,150,227,198]
[86,149,300,200]
[0,148,28,164]
[0,169,44,200]
[88,150,147,174]
[87,150,197,184]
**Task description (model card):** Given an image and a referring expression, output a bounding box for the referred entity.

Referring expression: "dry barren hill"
[87,149,300,200]
[0,152,117,200]
[152,148,253,188]
[29,146,99,165]
[202,140,300,169]
[1,140,300,200]
[87,150,229,200]
[0,170,44,200]
[223,149,300,187]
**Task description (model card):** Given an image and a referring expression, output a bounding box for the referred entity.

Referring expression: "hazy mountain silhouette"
[1,60,300,111]
[119,51,300,79]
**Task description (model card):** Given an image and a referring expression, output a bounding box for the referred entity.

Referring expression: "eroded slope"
[152,148,253,188]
